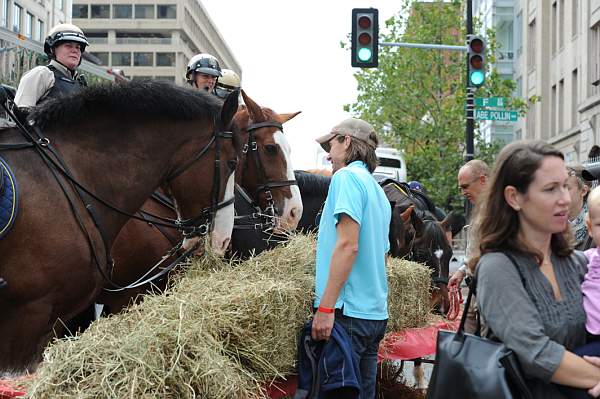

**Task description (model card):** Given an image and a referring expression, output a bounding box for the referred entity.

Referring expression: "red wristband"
[317,305,335,314]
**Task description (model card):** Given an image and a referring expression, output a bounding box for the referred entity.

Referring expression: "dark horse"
[95,91,303,314]
[0,80,242,372]
[294,171,453,314]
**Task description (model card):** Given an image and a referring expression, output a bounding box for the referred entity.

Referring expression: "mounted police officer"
[14,23,89,112]
[185,53,222,94]
[215,68,240,99]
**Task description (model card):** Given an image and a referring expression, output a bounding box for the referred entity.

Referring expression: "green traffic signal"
[469,70,485,86]
[358,47,372,62]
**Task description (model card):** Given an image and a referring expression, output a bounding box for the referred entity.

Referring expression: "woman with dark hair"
[470,140,600,398]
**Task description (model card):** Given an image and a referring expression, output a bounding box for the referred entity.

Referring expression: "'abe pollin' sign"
[475,108,518,122]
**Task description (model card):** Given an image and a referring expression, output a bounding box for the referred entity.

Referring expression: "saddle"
[0,156,19,239]
[379,178,437,216]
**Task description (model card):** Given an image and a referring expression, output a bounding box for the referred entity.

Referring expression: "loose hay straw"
[26,234,431,398]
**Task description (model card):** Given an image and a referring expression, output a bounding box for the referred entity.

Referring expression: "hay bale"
[386,258,432,331]
[26,234,431,398]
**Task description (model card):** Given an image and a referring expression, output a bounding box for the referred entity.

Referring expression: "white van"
[315,147,407,182]
[374,147,407,182]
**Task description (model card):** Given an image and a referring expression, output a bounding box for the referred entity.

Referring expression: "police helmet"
[44,23,89,57]
[215,69,241,99]
[185,53,222,81]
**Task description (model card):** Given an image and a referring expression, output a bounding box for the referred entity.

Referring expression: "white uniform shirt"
[14,60,74,108]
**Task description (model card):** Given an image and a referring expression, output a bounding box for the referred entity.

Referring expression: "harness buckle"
[38,137,50,147]
[251,141,258,151]
[242,144,249,154]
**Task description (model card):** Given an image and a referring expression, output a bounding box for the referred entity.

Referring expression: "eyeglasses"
[458,176,480,192]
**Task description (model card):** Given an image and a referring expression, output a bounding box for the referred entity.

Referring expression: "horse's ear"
[279,111,301,124]
[241,89,265,122]
[400,205,413,223]
[221,89,239,127]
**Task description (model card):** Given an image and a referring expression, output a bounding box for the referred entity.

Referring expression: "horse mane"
[305,169,332,177]
[31,80,222,129]
[294,170,331,195]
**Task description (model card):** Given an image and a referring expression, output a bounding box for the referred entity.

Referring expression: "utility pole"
[465,0,474,162]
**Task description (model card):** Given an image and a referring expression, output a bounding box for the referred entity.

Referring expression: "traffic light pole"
[465,0,474,163]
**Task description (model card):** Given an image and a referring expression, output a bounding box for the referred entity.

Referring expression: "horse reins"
[0,90,234,290]
[233,120,297,231]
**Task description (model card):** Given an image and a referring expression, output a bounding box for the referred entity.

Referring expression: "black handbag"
[426,254,534,399]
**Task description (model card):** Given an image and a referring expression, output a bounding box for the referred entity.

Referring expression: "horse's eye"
[228,159,238,170]
[264,144,278,155]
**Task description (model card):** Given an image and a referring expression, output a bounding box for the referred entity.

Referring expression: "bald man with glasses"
[449,159,489,333]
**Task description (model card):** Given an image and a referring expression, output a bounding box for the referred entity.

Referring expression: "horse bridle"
[0,90,236,290]
[160,127,235,238]
[233,120,297,231]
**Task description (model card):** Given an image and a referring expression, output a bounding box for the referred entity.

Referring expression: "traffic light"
[467,35,486,87]
[351,8,379,68]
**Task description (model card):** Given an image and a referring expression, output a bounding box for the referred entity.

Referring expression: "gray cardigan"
[476,250,588,399]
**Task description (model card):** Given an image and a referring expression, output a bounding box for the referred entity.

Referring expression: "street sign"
[475,109,518,122]
[474,97,508,108]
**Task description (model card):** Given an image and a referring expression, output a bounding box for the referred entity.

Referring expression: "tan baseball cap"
[316,118,378,152]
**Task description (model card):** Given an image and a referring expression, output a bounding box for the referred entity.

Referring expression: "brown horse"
[97,90,303,314]
[0,80,242,372]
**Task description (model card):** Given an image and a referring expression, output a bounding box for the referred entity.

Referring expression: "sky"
[201,1,401,170]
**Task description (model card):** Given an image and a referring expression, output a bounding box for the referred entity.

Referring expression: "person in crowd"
[215,68,241,99]
[567,165,593,250]
[311,118,391,399]
[472,140,600,398]
[583,186,600,349]
[14,23,89,112]
[448,159,489,333]
[185,53,221,94]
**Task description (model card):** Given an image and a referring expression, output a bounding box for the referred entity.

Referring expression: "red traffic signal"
[351,8,379,68]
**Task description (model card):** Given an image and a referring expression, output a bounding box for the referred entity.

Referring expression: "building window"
[12,4,21,33]
[156,52,175,66]
[36,19,43,41]
[112,52,131,66]
[155,76,175,82]
[558,79,564,133]
[134,4,154,19]
[1,0,7,28]
[113,4,132,18]
[515,11,523,56]
[551,84,557,136]
[572,69,578,128]
[72,4,88,18]
[91,4,110,18]
[558,0,564,49]
[552,2,557,56]
[528,19,536,72]
[157,4,176,18]
[573,0,579,37]
[57,0,63,12]
[25,12,33,37]
[91,52,108,65]
[591,23,600,96]
[134,52,153,66]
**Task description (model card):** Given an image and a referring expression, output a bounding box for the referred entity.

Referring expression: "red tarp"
[0,381,25,398]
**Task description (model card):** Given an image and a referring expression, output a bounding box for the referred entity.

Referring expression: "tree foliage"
[345,0,532,209]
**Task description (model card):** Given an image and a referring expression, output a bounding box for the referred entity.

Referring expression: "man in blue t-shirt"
[312,118,391,399]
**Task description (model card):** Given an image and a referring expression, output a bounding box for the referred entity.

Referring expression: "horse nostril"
[290,206,301,220]
[221,237,231,252]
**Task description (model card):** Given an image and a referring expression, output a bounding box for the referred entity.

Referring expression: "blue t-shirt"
[314,161,391,320]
